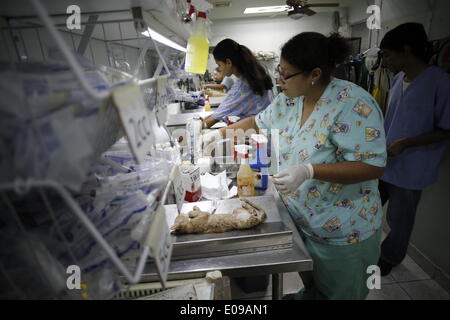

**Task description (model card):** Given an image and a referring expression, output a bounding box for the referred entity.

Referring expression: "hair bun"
[327,33,351,66]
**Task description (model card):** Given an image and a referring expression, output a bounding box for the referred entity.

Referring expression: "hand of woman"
[201,129,223,156]
[273,164,314,194]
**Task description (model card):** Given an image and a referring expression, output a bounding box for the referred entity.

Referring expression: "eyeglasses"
[276,64,305,81]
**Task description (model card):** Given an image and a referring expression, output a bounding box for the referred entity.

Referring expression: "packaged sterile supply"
[0,61,112,191]
[180,164,202,202]
[197,157,212,174]
[200,171,237,200]
[153,142,180,164]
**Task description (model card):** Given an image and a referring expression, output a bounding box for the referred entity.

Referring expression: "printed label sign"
[112,84,153,163]
[156,76,168,109]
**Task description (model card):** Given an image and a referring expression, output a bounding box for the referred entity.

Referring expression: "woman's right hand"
[201,129,223,156]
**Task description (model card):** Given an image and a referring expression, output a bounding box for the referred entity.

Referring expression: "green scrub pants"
[298,229,382,300]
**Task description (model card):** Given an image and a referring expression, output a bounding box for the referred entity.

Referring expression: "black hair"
[380,23,432,63]
[213,39,273,96]
[281,32,350,84]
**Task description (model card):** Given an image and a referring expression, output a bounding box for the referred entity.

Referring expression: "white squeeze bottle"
[235,145,255,198]
[185,11,209,74]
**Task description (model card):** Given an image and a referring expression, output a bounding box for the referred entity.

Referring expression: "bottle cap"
[250,134,268,146]
[188,5,195,16]
[235,145,252,158]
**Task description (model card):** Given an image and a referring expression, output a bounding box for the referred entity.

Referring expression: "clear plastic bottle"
[185,12,209,74]
[235,145,255,198]
[186,116,203,164]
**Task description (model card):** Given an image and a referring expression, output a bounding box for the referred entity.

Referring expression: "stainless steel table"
[140,179,313,300]
[165,111,213,127]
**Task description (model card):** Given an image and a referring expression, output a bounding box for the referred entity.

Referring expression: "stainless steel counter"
[165,96,225,127]
[165,111,213,127]
[140,178,313,300]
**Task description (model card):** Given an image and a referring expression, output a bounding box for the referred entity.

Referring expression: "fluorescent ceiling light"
[142,28,187,52]
[244,6,288,14]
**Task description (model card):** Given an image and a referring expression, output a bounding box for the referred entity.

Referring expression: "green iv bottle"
[185,11,209,75]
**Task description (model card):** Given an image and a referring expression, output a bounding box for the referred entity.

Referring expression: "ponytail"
[213,39,273,96]
[327,33,351,66]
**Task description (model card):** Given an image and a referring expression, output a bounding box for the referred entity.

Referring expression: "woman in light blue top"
[202,39,273,128]
[203,33,387,299]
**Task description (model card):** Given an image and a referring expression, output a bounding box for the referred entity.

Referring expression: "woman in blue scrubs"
[203,32,387,299]
[377,23,450,276]
[202,39,274,129]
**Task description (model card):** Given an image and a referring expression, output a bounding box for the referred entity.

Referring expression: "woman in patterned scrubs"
[204,33,387,300]
[202,38,274,129]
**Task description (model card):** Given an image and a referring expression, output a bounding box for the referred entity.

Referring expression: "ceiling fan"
[271,0,340,20]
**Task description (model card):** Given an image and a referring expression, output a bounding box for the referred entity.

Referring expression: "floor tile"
[381,274,396,285]
[399,280,450,300]
[391,255,431,282]
[366,283,411,300]
[434,269,450,294]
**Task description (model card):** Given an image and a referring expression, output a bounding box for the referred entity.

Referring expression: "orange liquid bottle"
[235,145,255,198]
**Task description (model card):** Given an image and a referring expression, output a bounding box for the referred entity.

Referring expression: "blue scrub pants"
[379,180,422,266]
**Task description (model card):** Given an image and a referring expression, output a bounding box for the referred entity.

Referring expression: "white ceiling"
[208,0,357,20]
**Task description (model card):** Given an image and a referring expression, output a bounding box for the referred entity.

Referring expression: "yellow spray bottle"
[235,145,255,198]
[185,11,209,75]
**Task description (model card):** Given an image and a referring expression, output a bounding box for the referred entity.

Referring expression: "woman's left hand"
[387,139,408,157]
[273,164,314,194]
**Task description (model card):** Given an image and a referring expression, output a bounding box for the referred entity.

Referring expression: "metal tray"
[164,196,293,260]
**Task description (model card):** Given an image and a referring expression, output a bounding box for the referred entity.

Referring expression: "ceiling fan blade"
[269,11,286,18]
[308,3,340,7]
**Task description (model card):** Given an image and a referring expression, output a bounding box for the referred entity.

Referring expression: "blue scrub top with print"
[211,78,273,122]
[256,78,387,245]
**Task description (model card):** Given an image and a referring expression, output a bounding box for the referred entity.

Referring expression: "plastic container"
[180,164,202,202]
[253,167,268,190]
[186,116,203,164]
[235,145,255,198]
[185,12,209,75]
[250,134,269,190]
[204,95,211,112]
[250,134,270,168]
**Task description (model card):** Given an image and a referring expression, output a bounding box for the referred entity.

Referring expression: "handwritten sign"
[156,76,168,109]
[171,164,185,213]
[145,206,173,288]
[112,83,153,164]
